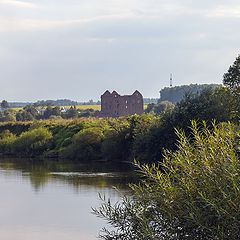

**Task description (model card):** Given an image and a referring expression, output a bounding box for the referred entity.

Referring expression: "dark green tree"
[23,105,39,118]
[223,54,240,90]
[16,110,34,121]
[42,106,61,119]
[65,106,78,119]
[1,100,9,109]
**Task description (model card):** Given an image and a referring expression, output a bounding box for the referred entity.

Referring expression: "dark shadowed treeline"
[160,83,221,103]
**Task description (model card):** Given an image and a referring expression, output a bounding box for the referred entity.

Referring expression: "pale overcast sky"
[0,0,240,101]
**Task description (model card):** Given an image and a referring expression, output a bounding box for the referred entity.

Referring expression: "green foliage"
[145,101,175,115]
[64,106,78,119]
[172,87,239,125]
[0,122,31,135]
[52,123,85,150]
[160,84,221,104]
[0,86,239,163]
[12,127,52,156]
[0,130,16,153]
[62,127,104,160]
[16,110,35,121]
[0,109,16,122]
[43,106,61,119]
[101,118,131,161]
[223,54,240,90]
[1,100,9,109]
[94,121,240,240]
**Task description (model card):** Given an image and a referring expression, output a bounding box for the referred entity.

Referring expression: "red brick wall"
[101,90,144,117]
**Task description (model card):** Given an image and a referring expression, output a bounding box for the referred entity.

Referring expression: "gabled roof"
[112,90,119,95]
[102,90,111,96]
[132,90,142,96]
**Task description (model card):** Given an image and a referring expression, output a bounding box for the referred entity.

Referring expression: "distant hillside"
[159,84,222,104]
[143,98,159,104]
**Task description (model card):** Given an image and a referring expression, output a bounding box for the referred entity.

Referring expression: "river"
[0,158,134,240]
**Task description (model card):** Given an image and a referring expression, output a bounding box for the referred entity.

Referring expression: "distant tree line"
[0,105,98,122]
[160,83,221,103]
[7,99,101,108]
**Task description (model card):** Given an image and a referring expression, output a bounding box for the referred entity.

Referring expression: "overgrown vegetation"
[94,122,240,240]
[92,53,240,239]
[0,84,239,162]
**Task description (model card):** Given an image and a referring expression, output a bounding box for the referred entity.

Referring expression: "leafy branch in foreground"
[93,121,240,240]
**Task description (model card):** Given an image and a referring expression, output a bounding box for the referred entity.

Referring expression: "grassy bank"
[0,116,162,162]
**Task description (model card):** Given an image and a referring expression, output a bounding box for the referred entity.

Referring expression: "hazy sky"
[1,0,240,101]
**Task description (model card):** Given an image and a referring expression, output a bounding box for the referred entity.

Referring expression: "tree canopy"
[223,54,240,90]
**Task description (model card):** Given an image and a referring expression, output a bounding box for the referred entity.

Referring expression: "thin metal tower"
[170,73,173,87]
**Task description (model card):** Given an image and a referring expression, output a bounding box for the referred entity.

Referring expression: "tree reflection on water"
[0,158,136,192]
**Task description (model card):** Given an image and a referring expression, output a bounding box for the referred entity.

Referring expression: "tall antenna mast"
[170,73,173,87]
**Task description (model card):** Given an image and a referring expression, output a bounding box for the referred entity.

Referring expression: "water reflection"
[0,158,135,192]
[0,158,135,240]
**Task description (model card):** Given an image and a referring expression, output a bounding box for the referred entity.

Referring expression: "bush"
[101,119,131,161]
[94,121,240,240]
[12,127,52,156]
[0,130,16,154]
[61,127,104,161]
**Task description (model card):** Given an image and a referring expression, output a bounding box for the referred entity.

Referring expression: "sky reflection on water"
[0,159,134,240]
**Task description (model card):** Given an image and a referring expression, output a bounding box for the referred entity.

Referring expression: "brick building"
[101,90,144,117]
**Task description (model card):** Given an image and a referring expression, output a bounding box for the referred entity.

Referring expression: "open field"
[11,104,148,111]
[66,105,101,110]
[10,105,101,111]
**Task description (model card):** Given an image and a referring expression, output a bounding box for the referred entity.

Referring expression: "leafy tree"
[42,106,61,119]
[16,110,35,121]
[23,105,39,118]
[94,122,240,240]
[145,101,174,115]
[173,87,240,124]
[0,130,16,153]
[65,106,78,119]
[101,118,132,161]
[1,110,16,122]
[223,54,240,90]
[78,108,96,118]
[12,127,52,156]
[1,100,9,109]
[62,127,104,160]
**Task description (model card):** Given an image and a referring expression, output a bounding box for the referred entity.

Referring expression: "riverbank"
[0,115,165,163]
[0,86,237,164]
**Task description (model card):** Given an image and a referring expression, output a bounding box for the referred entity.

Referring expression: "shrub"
[101,118,132,161]
[94,121,240,240]
[12,127,52,156]
[61,127,104,161]
[0,130,17,154]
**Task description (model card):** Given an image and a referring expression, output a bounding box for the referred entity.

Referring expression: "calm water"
[0,158,134,240]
